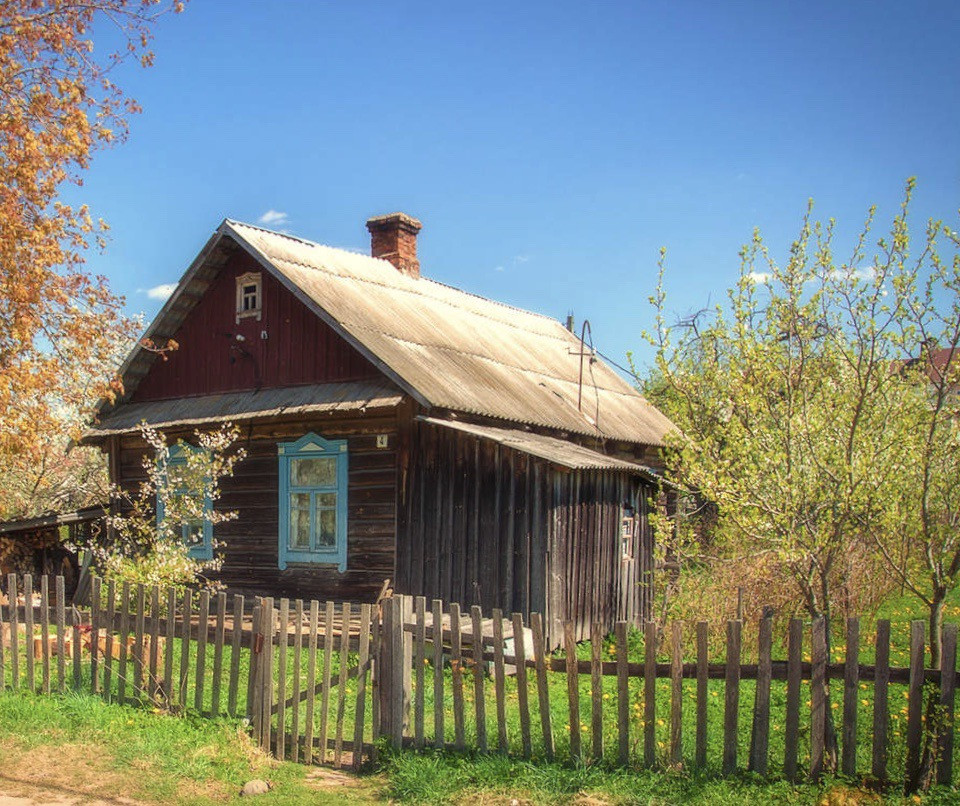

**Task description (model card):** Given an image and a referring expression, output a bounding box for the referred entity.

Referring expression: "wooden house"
[83,213,676,643]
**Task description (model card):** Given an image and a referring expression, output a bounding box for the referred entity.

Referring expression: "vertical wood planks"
[749,613,772,775]
[413,596,426,749]
[937,622,958,786]
[722,619,741,776]
[471,605,487,753]
[319,600,335,762]
[275,598,289,761]
[695,621,709,769]
[514,612,532,759]
[531,612,553,761]
[228,594,244,718]
[784,618,802,782]
[873,621,892,783]
[290,599,303,763]
[164,587,176,708]
[809,617,827,782]
[103,580,116,700]
[450,602,465,750]
[250,601,264,746]
[72,592,81,690]
[212,592,227,718]
[56,575,66,693]
[149,585,160,702]
[904,620,925,791]
[643,620,656,767]
[303,600,319,765]
[260,598,274,754]
[353,603,372,770]
[432,598,444,749]
[492,609,509,753]
[0,595,5,691]
[117,581,130,704]
[40,575,50,695]
[590,621,603,761]
[334,602,350,766]
[7,575,18,689]
[616,621,630,766]
[841,617,860,777]
[194,589,210,712]
[670,621,683,767]
[370,602,381,761]
[179,588,193,709]
[24,574,34,691]
[133,584,146,698]
[564,619,580,763]
[88,575,99,694]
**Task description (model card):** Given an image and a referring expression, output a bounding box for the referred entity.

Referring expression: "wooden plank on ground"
[723,619,741,776]
[451,602,466,750]
[695,621,708,769]
[56,575,66,693]
[24,574,35,691]
[616,621,630,766]
[809,616,827,782]
[842,617,860,777]
[353,603,372,771]
[194,589,210,712]
[103,580,116,700]
[40,575,50,695]
[471,605,488,753]
[532,612,552,761]
[413,596,426,749]
[937,622,958,786]
[304,600,319,766]
[904,620,925,792]
[670,620,683,767]
[784,618,802,782]
[749,614,772,775]
[591,621,603,761]
[275,598,289,761]
[644,620,656,767]
[290,599,303,763]
[179,588,193,709]
[432,599,444,749]
[164,587,176,708]
[117,581,130,704]
[334,602,351,766]
[514,612,532,759]
[319,599,335,764]
[872,619,891,783]
[212,591,227,718]
[564,619,580,763]
[228,594,244,718]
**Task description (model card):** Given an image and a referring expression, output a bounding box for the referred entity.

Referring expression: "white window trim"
[235,271,262,323]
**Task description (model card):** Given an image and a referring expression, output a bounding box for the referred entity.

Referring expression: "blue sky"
[71,0,960,376]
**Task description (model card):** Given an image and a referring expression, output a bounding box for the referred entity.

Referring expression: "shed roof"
[86,380,402,438]
[418,416,660,478]
[102,220,676,446]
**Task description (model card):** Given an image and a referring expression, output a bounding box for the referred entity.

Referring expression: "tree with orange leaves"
[0,1,184,512]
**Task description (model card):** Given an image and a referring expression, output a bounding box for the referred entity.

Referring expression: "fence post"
[378,595,400,747]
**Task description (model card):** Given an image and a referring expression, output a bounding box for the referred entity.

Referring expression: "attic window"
[235,272,262,322]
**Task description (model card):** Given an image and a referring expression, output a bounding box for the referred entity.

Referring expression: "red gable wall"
[131,251,381,402]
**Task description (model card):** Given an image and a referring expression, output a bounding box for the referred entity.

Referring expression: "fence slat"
[40,575,50,695]
[164,587,176,707]
[842,617,860,777]
[471,605,488,753]
[531,612,553,761]
[194,589,210,712]
[179,588,193,709]
[318,599,335,763]
[670,620,683,766]
[149,585,160,702]
[353,602,372,771]
[334,602,351,766]
[809,616,827,782]
[0,595,5,691]
[303,600,319,766]
[904,620,925,792]
[722,619,741,776]
[615,621,630,766]
[514,612,532,759]
[212,591,227,718]
[749,613,772,775]
[414,596,426,750]
[117,581,130,704]
[88,575,99,695]
[7,575,18,690]
[228,594,244,718]
[245,601,259,721]
[260,597,274,754]
[644,620,656,767]
[432,598,444,749]
[370,603,381,763]
[275,598,289,761]
[872,619,891,783]
[491,608,508,753]
[133,583,146,699]
[451,603,466,750]
[250,601,265,746]
[784,618,802,782]
[591,621,603,761]
[695,621,708,769]
[937,622,958,786]
[72,593,81,690]
[103,580,116,700]
[564,619,580,763]
[56,575,66,693]
[290,599,303,763]
[24,574,34,691]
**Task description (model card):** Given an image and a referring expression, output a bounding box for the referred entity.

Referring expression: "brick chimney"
[366,212,422,278]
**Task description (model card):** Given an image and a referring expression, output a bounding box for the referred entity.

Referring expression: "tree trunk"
[807,583,839,773]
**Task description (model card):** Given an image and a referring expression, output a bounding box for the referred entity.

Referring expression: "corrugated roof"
[86,380,402,438]
[107,219,676,446]
[418,416,660,477]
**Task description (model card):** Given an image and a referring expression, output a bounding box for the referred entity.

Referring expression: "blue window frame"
[277,433,348,571]
[156,443,213,561]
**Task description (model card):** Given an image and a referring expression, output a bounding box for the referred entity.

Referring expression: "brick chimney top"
[366,212,423,278]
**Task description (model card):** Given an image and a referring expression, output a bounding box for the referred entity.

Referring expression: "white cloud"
[258,209,289,226]
[747,271,772,284]
[513,255,529,264]
[142,283,177,301]
[493,265,505,272]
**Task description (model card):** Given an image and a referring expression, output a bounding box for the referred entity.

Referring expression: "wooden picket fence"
[3,574,960,790]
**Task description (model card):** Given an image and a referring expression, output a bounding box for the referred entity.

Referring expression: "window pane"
[289,493,311,549]
[290,457,336,487]
[183,522,204,547]
[317,492,337,508]
[317,508,337,549]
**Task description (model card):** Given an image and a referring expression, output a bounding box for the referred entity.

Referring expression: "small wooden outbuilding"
[83,213,676,645]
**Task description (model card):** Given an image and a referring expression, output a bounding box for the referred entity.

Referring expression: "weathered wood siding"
[132,251,379,403]
[396,421,654,647]
[115,412,398,603]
